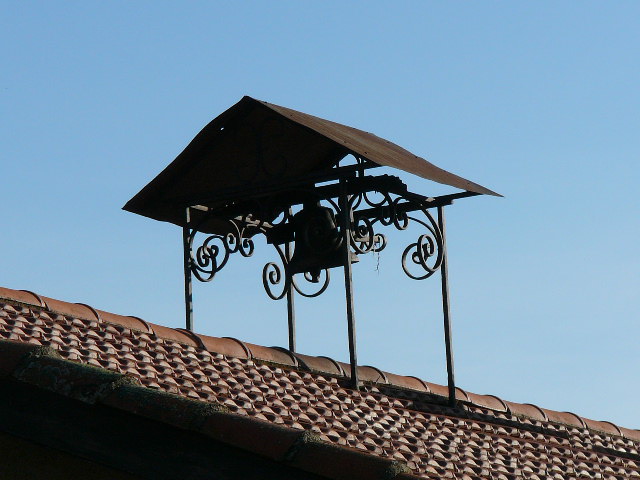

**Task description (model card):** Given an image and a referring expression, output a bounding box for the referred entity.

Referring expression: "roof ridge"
[1,285,638,442]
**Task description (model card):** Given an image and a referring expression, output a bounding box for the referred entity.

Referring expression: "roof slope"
[257,98,500,195]
[1,286,639,479]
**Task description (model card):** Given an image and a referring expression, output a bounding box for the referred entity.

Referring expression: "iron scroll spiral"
[188,221,256,282]
[348,193,388,255]
[349,193,444,280]
[188,190,444,298]
[400,209,443,280]
[262,243,331,300]
[262,243,289,300]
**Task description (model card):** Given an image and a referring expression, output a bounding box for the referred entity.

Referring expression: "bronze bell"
[288,203,358,281]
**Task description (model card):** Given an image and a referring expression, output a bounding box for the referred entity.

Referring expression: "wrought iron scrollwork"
[188,220,257,282]
[350,214,387,254]
[349,192,443,280]
[262,246,288,300]
[187,177,445,302]
[400,209,443,280]
[262,243,331,301]
[260,190,445,303]
[294,270,331,297]
[349,191,391,254]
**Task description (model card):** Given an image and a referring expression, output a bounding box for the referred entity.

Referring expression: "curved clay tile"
[40,296,99,321]
[384,374,430,393]
[357,366,388,384]
[293,352,343,375]
[424,381,449,398]
[582,418,622,436]
[618,426,640,442]
[244,343,297,366]
[465,393,508,412]
[541,409,586,428]
[94,310,151,333]
[0,287,43,307]
[316,356,345,376]
[454,387,470,402]
[174,328,206,349]
[2,284,638,449]
[149,323,198,347]
[221,337,252,359]
[503,402,548,421]
[196,335,251,359]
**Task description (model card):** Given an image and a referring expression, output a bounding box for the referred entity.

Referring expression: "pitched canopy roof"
[124,96,500,230]
[0,285,638,479]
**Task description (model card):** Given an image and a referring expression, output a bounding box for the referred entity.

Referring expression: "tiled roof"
[1,285,639,479]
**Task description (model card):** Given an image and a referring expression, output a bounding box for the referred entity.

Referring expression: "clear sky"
[2,2,639,427]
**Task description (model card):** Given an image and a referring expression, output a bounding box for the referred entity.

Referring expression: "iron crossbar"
[177,161,381,210]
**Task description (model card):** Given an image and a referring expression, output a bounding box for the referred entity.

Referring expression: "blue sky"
[2,2,639,427]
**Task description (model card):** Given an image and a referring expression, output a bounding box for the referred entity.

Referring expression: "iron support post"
[183,208,194,332]
[285,209,296,352]
[437,206,456,407]
[339,178,359,389]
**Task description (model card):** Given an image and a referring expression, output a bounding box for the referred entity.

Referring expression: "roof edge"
[0,338,419,480]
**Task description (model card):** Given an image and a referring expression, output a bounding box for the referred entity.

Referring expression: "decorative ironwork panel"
[185,182,445,305]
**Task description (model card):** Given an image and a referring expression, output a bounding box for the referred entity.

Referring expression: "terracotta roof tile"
[0,285,639,479]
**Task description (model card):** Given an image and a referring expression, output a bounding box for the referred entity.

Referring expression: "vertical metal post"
[285,209,296,352]
[437,205,456,407]
[339,177,359,389]
[183,207,194,332]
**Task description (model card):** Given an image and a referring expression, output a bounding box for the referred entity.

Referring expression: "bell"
[288,203,358,281]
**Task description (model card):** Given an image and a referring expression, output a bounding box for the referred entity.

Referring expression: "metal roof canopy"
[124,96,500,233]
[124,96,501,403]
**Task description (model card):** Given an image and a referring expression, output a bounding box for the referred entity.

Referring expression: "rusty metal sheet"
[258,99,500,197]
[124,96,499,230]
